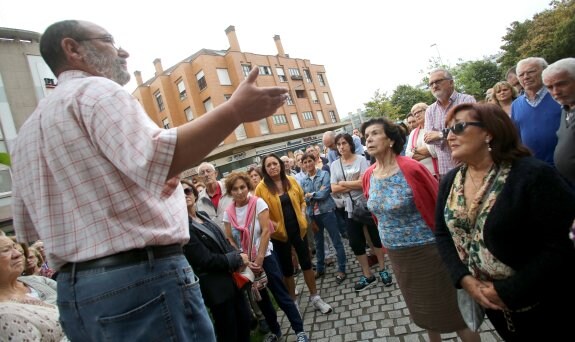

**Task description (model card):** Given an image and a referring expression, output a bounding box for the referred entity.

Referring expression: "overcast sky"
[1,0,551,117]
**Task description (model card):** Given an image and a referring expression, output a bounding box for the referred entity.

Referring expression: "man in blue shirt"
[511,57,562,166]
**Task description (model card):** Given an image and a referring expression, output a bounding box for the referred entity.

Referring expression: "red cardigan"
[362,156,438,231]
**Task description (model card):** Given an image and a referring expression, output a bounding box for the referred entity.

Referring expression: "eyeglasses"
[411,109,426,117]
[183,188,193,196]
[443,122,485,136]
[428,78,451,87]
[76,36,120,50]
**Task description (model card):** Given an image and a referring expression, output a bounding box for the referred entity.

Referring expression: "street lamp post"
[430,43,443,66]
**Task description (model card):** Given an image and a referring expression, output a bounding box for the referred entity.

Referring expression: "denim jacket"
[301,169,336,216]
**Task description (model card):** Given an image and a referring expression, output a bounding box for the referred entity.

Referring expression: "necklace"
[376,162,397,178]
[467,170,486,191]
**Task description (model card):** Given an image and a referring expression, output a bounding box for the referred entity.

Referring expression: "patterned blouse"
[367,172,435,249]
[443,163,515,281]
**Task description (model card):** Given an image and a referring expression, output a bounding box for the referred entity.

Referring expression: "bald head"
[322,131,336,150]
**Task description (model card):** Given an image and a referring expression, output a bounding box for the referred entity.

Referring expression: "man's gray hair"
[542,58,575,80]
[517,57,548,72]
[430,68,453,80]
[197,162,216,172]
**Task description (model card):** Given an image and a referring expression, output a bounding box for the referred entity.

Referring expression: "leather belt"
[59,244,183,272]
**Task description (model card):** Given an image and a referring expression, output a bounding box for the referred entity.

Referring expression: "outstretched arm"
[168,67,288,179]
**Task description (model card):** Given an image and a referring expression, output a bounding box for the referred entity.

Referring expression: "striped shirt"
[424,91,476,175]
[11,71,189,270]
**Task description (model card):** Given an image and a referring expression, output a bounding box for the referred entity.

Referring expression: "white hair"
[197,162,215,172]
[542,58,575,80]
[517,57,548,72]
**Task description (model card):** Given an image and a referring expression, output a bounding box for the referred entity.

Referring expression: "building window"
[316,110,325,124]
[291,113,301,129]
[289,68,302,80]
[217,68,232,85]
[286,94,294,105]
[154,91,165,111]
[302,111,314,121]
[177,80,186,100]
[310,90,319,104]
[184,107,194,121]
[276,67,287,82]
[196,70,207,91]
[329,110,337,123]
[318,73,326,86]
[162,118,170,129]
[258,66,272,75]
[203,98,213,112]
[272,114,287,125]
[242,64,251,79]
[323,92,332,105]
[259,119,270,135]
[295,90,306,99]
[235,124,247,140]
[304,69,312,83]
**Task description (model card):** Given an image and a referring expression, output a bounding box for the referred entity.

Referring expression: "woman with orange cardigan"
[255,154,332,315]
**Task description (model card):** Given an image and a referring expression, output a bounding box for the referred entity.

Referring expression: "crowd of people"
[3,17,574,342]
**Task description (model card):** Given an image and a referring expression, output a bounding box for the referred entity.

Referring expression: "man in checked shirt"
[423,68,476,179]
[10,20,288,341]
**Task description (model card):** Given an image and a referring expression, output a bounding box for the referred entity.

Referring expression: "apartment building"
[0,27,57,232]
[131,25,345,177]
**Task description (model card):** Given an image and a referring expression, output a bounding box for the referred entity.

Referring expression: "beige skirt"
[387,243,467,333]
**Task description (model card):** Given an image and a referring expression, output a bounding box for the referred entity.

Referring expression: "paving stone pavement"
[274,241,503,342]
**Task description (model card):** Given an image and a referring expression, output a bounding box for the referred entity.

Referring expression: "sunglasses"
[184,188,194,196]
[443,122,484,136]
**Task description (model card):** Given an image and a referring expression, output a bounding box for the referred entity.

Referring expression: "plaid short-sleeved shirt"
[11,71,189,270]
[424,91,476,176]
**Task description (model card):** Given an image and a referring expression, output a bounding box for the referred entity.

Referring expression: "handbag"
[457,289,485,332]
[232,267,255,290]
[338,159,376,226]
[351,197,376,226]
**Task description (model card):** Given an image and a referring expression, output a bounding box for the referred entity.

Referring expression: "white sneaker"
[310,295,332,314]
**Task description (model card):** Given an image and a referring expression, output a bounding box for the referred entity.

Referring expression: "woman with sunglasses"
[361,117,480,342]
[180,181,252,342]
[405,102,439,179]
[435,103,575,341]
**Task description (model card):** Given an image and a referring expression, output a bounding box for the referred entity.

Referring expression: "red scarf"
[225,195,259,260]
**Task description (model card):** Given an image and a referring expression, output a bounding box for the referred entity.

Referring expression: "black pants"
[210,290,251,342]
[347,217,382,256]
[272,222,312,277]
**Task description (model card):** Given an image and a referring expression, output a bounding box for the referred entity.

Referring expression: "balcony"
[291,75,303,80]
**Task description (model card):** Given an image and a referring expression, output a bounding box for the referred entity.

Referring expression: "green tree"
[363,90,402,121]
[390,85,435,118]
[452,59,502,100]
[499,0,575,69]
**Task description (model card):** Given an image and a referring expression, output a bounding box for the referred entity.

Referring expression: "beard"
[83,44,130,86]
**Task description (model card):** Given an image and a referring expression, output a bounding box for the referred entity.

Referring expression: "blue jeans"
[57,255,216,342]
[312,211,347,274]
[258,253,303,335]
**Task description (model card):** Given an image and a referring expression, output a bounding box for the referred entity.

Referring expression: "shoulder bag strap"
[248,203,258,262]
[339,158,355,205]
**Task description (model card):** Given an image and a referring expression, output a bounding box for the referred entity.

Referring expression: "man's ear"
[61,37,84,64]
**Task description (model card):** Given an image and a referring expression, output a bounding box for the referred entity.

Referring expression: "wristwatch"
[438,130,444,140]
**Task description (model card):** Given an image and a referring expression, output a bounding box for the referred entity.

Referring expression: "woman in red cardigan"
[361,117,480,342]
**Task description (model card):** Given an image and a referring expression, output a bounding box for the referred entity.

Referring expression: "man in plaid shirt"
[424,69,476,178]
[11,20,288,341]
